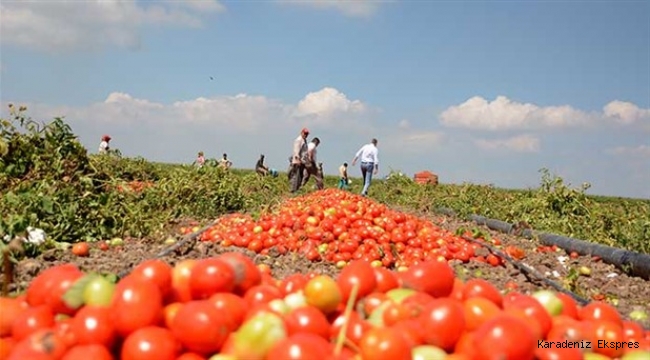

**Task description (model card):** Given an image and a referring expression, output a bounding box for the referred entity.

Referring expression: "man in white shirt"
[98,135,111,154]
[301,137,323,190]
[351,138,379,196]
[289,127,310,193]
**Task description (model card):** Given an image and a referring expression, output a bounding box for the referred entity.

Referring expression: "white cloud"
[605,145,650,158]
[439,96,593,131]
[293,87,368,127]
[474,134,541,153]
[276,0,387,18]
[0,0,225,53]
[603,100,650,125]
[398,119,410,129]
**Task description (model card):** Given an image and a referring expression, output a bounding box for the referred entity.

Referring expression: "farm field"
[1,111,650,359]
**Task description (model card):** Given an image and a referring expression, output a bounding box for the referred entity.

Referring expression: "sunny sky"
[1,0,649,199]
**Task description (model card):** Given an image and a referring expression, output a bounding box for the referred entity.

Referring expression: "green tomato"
[621,350,650,360]
[209,355,237,360]
[229,311,287,360]
[412,345,448,360]
[82,275,116,307]
[385,288,416,304]
[532,290,564,317]
[584,353,611,360]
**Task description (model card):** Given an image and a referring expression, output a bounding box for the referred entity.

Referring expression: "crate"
[414,171,439,186]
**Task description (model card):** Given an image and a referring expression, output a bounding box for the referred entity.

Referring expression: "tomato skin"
[503,295,552,339]
[10,329,68,360]
[71,243,90,257]
[329,311,371,346]
[359,327,411,360]
[279,274,308,296]
[373,267,399,293]
[462,279,503,307]
[463,297,501,331]
[473,314,537,360]
[175,353,206,360]
[578,301,622,326]
[121,326,181,360]
[189,257,236,300]
[26,265,80,308]
[337,260,377,303]
[266,333,332,360]
[110,277,164,337]
[556,293,579,319]
[170,259,198,303]
[0,297,28,337]
[71,305,116,347]
[534,346,583,360]
[418,298,465,351]
[243,285,283,308]
[304,275,342,314]
[218,252,262,295]
[61,344,113,360]
[169,300,230,355]
[400,260,455,298]
[208,293,247,331]
[11,305,55,341]
[129,259,173,298]
[284,306,331,339]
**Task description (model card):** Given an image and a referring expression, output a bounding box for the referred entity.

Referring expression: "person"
[301,137,323,190]
[351,138,379,197]
[98,135,111,154]
[289,128,310,193]
[338,162,349,190]
[195,151,206,168]
[255,154,269,176]
[218,153,232,170]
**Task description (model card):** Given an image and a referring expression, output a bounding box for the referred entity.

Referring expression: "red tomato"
[10,329,68,359]
[170,259,198,303]
[110,277,164,337]
[218,252,263,295]
[578,301,622,326]
[121,326,181,360]
[26,264,80,307]
[267,333,332,360]
[208,293,247,331]
[337,260,377,303]
[0,297,28,337]
[175,353,206,360]
[62,344,113,360]
[400,260,455,298]
[71,305,116,347]
[503,295,552,339]
[169,300,230,355]
[463,297,501,331]
[303,275,342,315]
[11,305,55,341]
[329,311,371,346]
[284,306,331,339]
[279,274,308,296]
[589,320,626,358]
[189,257,236,300]
[71,243,90,257]
[473,314,537,360]
[462,279,503,307]
[555,293,579,319]
[373,267,399,293]
[243,285,283,308]
[359,327,411,360]
[534,346,583,360]
[418,298,465,351]
[129,259,173,298]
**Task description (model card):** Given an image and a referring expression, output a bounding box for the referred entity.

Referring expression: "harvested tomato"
[71,243,90,257]
[11,305,55,341]
[170,259,198,303]
[462,278,503,307]
[418,298,465,351]
[62,344,113,360]
[71,305,115,347]
[110,277,164,337]
[578,301,622,326]
[303,275,342,314]
[218,252,263,295]
[129,259,173,298]
[189,257,236,300]
[26,264,80,307]
[0,297,28,337]
[284,306,330,339]
[121,326,181,360]
[337,260,377,302]
[359,327,411,360]
[169,300,230,355]
[473,314,537,360]
[400,260,455,298]
[266,333,332,360]
[208,293,248,331]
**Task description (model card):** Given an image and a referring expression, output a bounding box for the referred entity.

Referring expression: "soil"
[3,212,649,328]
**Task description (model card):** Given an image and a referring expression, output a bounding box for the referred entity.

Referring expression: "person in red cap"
[288,127,310,193]
[99,135,111,154]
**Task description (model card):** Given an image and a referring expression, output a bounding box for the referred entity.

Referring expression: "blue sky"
[1,0,649,198]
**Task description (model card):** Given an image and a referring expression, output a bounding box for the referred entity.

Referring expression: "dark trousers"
[302,163,324,190]
[289,163,305,193]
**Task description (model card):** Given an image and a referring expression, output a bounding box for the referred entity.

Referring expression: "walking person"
[289,128,310,193]
[301,137,324,190]
[351,138,379,197]
[98,135,111,154]
[338,162,349,190]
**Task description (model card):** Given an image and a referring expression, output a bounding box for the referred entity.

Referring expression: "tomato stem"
[334,282,360,356]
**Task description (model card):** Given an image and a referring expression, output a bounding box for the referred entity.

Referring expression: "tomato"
[267,333,332,360]
[622,320,645,341]
[400,260,455,298]
[337,260,377,303]
[71,243,90,257]
[463,297,501,331]
[10,329,68,359]
[121,326,181,360]
[0,337,17,360]
[175,353,206,360]
[534,346,583,360]
[110,277,163,337]
[218,252,263,295]
[170,259,198,303]
[284,306,330,339]
[578,301,622,326]
[503,295,552,338]
[243,285,283,308]
[129,259,173,298]
[70,305,115,347]
[462,279,503,307]
[589,320,626,358]
[555,293,579,319]
[0,297,28,337]
[373,267,399,293]
[473,314,537,360]
[418,298,465,351]
[361,293,389,317]
[329,311,371,346]
[189,257,236,300]
[62,344,113,360]
[11,305,55,341]
[304,275,342,314]
[26,264,80,307]
[359,327,411,360]
[208,293,247,331]
[169,300,230,355]
[163,302,182,329]
[279,274,308,296]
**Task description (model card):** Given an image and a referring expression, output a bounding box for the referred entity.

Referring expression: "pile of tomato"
[1,252,649,360]
[197,189,508,268]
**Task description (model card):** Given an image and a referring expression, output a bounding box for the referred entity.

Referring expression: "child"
[338,162,349,190]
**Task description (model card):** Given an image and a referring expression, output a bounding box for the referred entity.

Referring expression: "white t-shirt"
[306,142,317,163]
[355,143,379,164]
[99,141,109,153]
[292,136,308,164]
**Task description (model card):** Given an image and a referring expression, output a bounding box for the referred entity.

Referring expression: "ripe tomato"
[589,320,626,358]
[359,327,411,360]
[373,267,399,293]
[218,252,263,295]
[71,305,115,347]
[208,293,247,331]
[110,277,163,337]
[329,311,371,346]
[170,259,198,303]
[473,314,537,360]
[400,260,455,298]
[534,346,583,360]
[189,257,236,300]
[47,269,85,316]
[267,333,332,360]
[284,306,331,339]
[121,326,181,360]
[243,285,283,308]
[337,260,377,303]
[169,300,230,355]
[304,275,342,314]
[10,329,68,359]
[279,274,308,296]
[463,297,501,331]
[555,293,579,319]
[462,279,503,307]
[26,264,80,307]
[418,298,465,351]
[503,295,552,338]
[175,353,206,360]
[0,297,28,337]
[578,301,622,326]
[62,344,113,360]
[129,259,173,298]
[0,337,17,360]
[71,243,90,257]
[11,305,55,341]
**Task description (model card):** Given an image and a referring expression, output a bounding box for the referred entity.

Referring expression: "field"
[1,109,650,359]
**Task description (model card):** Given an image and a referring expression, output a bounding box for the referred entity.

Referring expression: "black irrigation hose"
[116,219,221,280]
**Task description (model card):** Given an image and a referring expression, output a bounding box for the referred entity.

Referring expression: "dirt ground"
[3,213,649,328]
